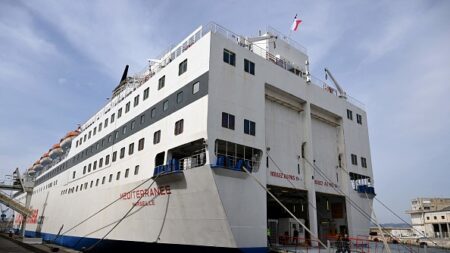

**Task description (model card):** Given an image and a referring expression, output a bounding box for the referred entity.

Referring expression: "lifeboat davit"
[32,160,43,171]
[60,131,79,150]
[49,144,64,159]
[40,152,52,166]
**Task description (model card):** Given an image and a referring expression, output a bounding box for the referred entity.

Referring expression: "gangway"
[0,191,32,216]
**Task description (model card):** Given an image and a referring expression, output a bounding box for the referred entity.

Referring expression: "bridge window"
[158,75,165,90]
[214,139,262,171]
[222,112,235,130]
[179,59,187,75]
[244,59,255,75]
[223,49,236,66]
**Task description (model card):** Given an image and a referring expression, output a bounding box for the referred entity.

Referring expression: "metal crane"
[324,68,347,99]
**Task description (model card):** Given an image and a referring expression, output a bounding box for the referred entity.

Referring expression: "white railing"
[178,149,207,171]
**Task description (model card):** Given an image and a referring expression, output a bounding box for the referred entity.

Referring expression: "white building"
[407,198,450,238]
[13,23,375,252]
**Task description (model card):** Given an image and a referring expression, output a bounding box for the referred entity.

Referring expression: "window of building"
[140,115,145,124]
[116,171,121,181]
[105,155,110,165]
[79,138,82,145]
[134,165,139,175]
[122,126,127,135]
[434,216,437,220]
[179,59,187,75]
[99,158,103,168]
[93,161,97,170]
[112,151,117,162]
[115,131,119,139]
[76,140,79,147]
[222,112,235,130]
[104,118,108,128]
[177,91,183,104]
[99,122,102,132]
[153,130,161,144]
[158,76,165,90]
[88,163,92,173]
[151,108,156,118]
[427,217,430,220]
[163,100,169,111]
[129,143,134,155]
[351,154,358,165]
[131,120,135,130]
[90,181,93,188]
[442,216,445,219]
[96,179,99,186]
[93,127,97,135]
[347,109,353,120]
[111,113,115,123]
[120,147,125,159]
[223,49,236,66]
[109,174,113,183]
[117,108,122,119]
[361,157,367,168]
[175,119,184,135]
[108,135,112,143]
[123,168,129,178]
[72,171,76,179]
[102,176,106,184]
[192,81,200,94]
[134,95,139,107]
[244,119,256,136]
[88,131,91,139]
[244,59,255,75]
[357,114,362,124]
[125,102,130,113]
[143,87,149,100]
[155,152,165,166]
[84,134,87,142]
[138,138,145,151]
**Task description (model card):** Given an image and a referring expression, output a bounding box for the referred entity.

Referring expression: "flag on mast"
[291,14,302,31]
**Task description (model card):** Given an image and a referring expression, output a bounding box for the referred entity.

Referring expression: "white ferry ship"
[12,23,376,253]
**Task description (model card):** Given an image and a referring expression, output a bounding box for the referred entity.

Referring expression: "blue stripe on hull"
[25,231,267,253]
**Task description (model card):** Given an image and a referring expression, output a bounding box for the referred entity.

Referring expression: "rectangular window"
[244,119,256,136]
[351,154,358,165]
[357,114,362,124]
[151,108,156,118]
[76,140,79,147]
[96,179,99,186]
[108,135,112,143]
[88,131,91,139]
[179,59,187,75]
[138,138,145,151]
[90,181,93,188]
[105,155,110,165]
[192,81,200,94]
[158,76,165,90]
[223,49,236,66]
[99,158,103,168]
[115,131,119,139]
[175,119,184,135]
[72,171,76,179]
[84,134,87,142]
[140,114,145,124]
[118,108,122,118]
[93,127,97,135]
[347,109,353,120]
[125,102,130,113]
[109,174,113,183]
[111,113,115,123]
[93,161,97,170]
[143,87,149,100]
[88,163,92,172]
[120,147,125,159]
[134,95,139,107]
[131,120,135,130]
[102,176,106,184]
[153,130,161,144]
[125,168,130,178]
[116,171,121,181]
[122,126,127,135]
[222,112,235,130]
[177,91,183,104]
[129,143,134,155]
[104,118,108,128]
[99,122,102,132]
[163,100,169,111]
[112,151,117,162]
[134,165,139,175]
[244,59,255,75]
[79,138,82,145]
[361,157,367,168]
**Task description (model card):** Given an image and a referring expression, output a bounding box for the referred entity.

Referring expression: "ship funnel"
[112,65,130,98]
[120,65,129,83]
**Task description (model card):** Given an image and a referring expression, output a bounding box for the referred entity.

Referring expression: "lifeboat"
[32,160,43,171]
[39,152,52,166]
[28,167,35,175]
[49,144,64,159]
[60,131,80,150]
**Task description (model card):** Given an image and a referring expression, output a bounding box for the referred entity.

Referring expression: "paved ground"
[0,235,34,253]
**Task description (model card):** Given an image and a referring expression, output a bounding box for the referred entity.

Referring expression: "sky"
[0,0,449,224]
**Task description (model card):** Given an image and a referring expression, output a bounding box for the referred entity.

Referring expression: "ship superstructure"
[13,23,375,253]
